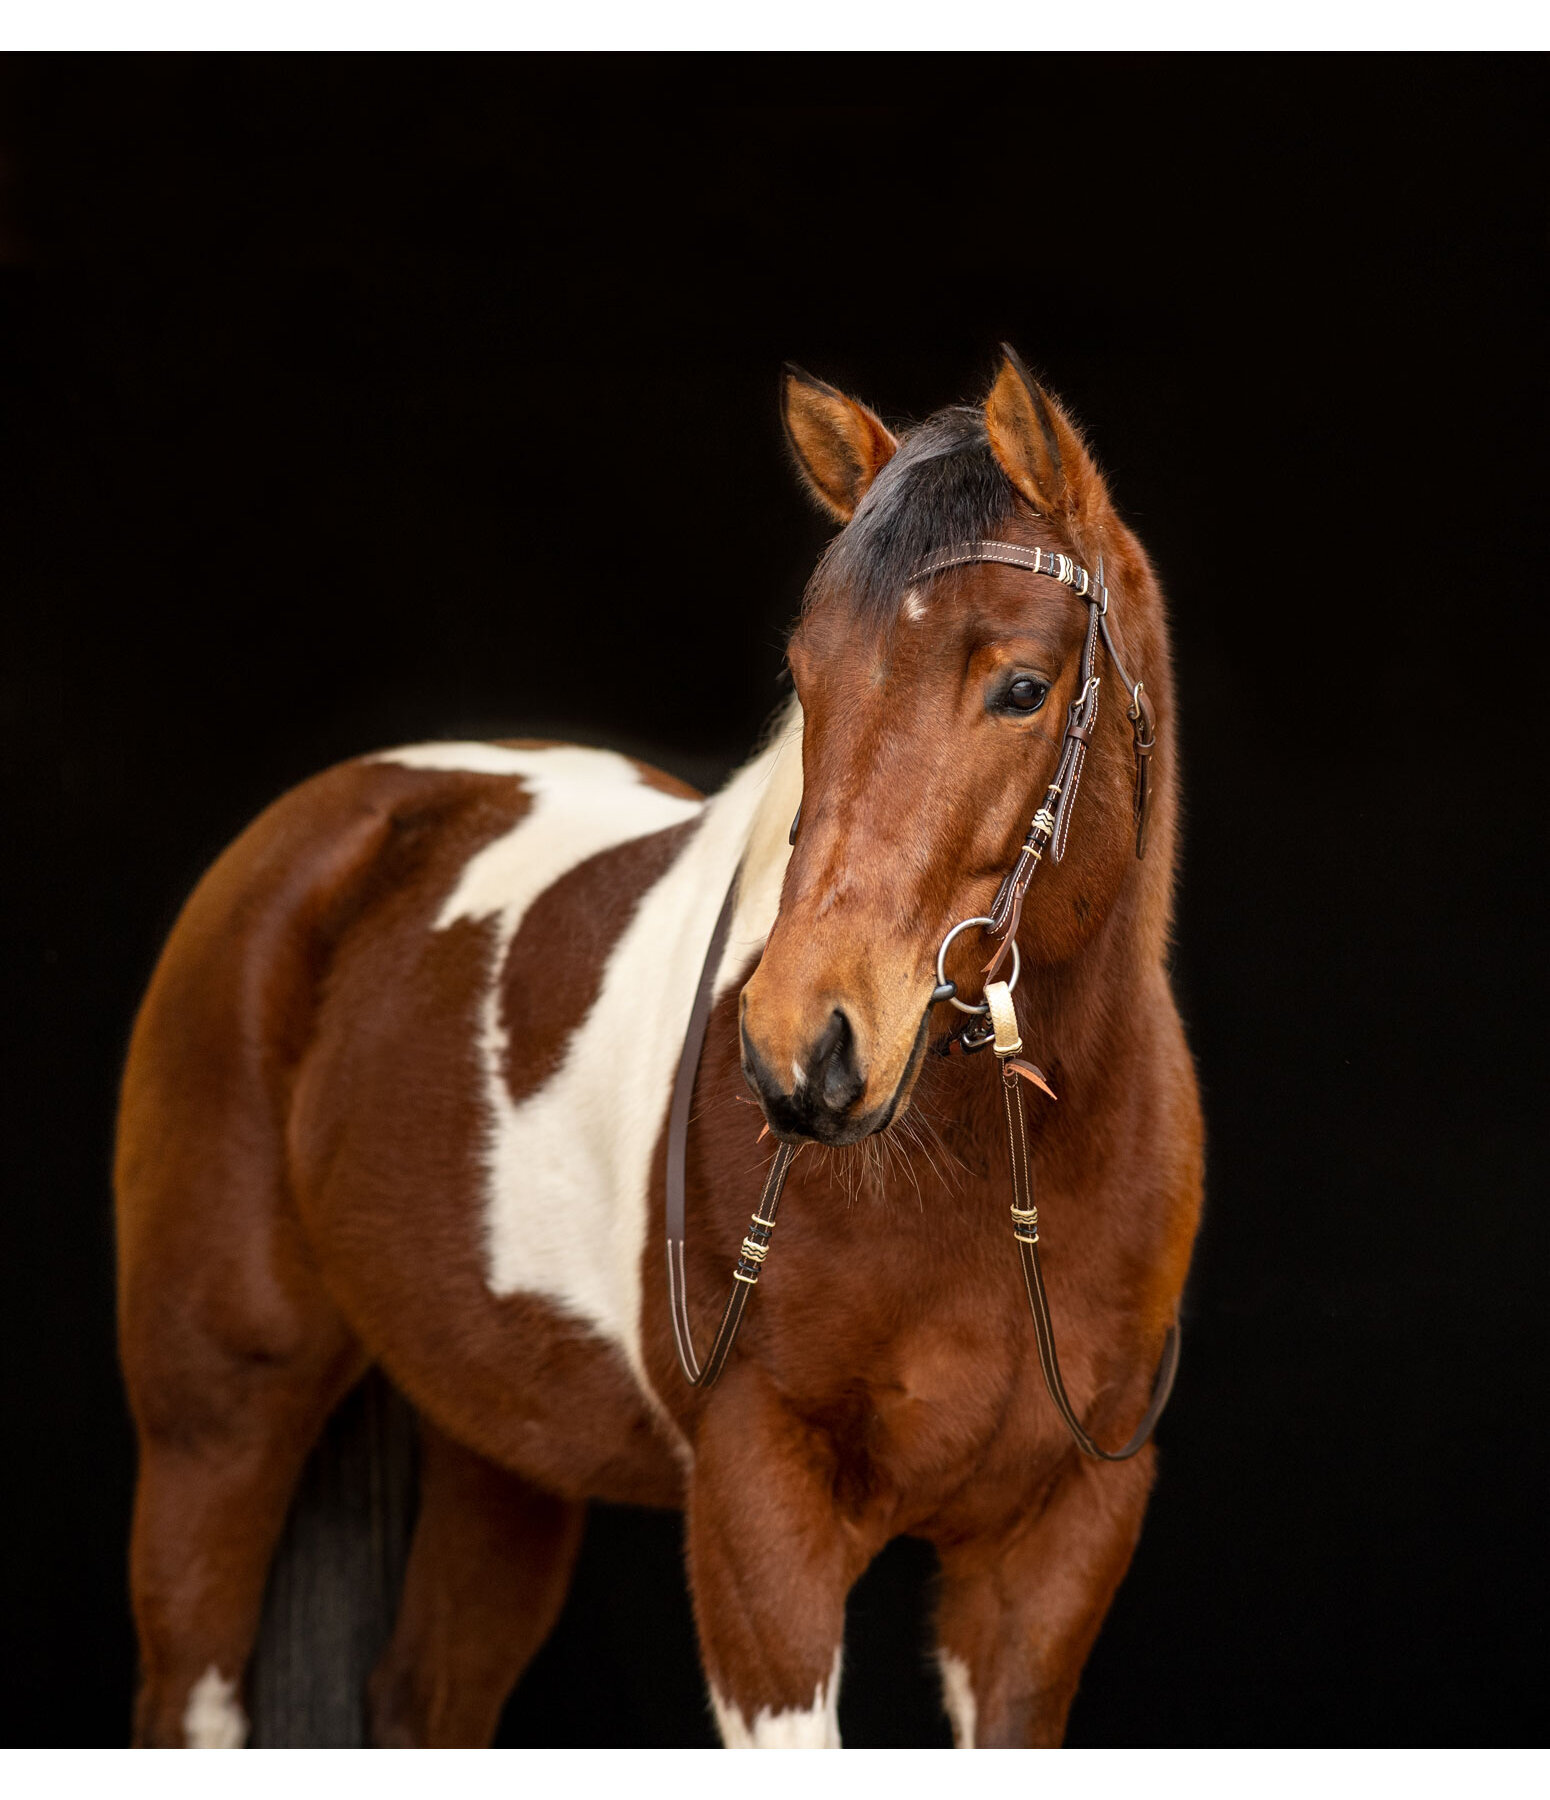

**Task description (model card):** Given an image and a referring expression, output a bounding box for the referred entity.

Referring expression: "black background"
[1,55,1544,1748]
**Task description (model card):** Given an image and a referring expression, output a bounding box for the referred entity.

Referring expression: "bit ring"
[935,915,1022,1015]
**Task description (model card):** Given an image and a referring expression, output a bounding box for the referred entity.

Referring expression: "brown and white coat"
[116,350,1204,1748]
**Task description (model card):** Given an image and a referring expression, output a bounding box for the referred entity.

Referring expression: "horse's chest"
[760,1275,1043,1518]
[750,1202,1118,1533]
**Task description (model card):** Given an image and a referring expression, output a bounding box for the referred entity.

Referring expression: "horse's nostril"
[740,1007,866,1140]
[810,1008,863,1113]
[809,1008,846,1068]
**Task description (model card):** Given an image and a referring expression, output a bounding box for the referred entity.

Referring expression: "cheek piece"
[664,543,1179,1464]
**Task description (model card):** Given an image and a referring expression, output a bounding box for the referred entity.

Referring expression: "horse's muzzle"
[740,1005,886,1146]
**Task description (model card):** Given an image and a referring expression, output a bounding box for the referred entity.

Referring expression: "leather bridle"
[664,539,1180,1463]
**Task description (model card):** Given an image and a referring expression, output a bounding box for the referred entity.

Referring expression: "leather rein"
[664,540,1180,1462]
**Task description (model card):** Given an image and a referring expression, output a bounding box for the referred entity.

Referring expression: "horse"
[115,346,1204,1749]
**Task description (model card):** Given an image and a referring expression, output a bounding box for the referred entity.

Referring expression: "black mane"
[802,407,1016,626]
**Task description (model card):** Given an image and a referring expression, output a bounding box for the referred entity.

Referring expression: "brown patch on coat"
[499,817,701,1104]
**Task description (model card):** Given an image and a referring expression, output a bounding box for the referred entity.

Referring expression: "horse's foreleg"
[368,1418,585,1747]
[686,1370,872,1748]
[933,1447,1156,1747]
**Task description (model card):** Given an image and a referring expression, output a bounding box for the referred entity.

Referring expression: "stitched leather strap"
[1001,1070,1180,1460]
[1096,604,1156,857]
[665,864,799,1388]
[1050,603,1101,865]
[910,539,1107,599]
[665,871,739,1253]
[667,1135,797,1389]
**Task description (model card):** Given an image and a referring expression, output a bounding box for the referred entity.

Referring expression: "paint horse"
[116,349,1204,1748]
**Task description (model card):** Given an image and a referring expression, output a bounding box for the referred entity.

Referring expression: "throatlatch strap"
[665,864,799,1389]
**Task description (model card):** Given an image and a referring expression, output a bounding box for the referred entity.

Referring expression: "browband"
[910,538,1111,608]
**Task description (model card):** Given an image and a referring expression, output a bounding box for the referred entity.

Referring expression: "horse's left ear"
[985,344,1104,526]
[781,364,898,522]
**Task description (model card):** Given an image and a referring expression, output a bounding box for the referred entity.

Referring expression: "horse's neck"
[1021,909,1152,1089]
[700,699,804,994]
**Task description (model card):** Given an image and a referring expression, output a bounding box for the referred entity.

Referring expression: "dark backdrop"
[1,55,1544,1748]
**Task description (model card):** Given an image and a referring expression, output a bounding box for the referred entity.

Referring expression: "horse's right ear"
[984,344,1103,527]
[781,364,898,522]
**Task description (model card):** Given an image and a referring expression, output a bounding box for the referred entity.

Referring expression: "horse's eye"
[1003,676,1050,714]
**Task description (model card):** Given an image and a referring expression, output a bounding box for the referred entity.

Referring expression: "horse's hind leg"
[125,1315,365,1745]
[368,1419,585,1747]
[115,756,429,1744]
[121,1214,364,1746]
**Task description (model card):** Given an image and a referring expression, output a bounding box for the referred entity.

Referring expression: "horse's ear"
[781,364,898,522]
[984,344,1103,525]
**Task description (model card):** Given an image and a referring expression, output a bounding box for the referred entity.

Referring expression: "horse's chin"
[768,1104,890,1150]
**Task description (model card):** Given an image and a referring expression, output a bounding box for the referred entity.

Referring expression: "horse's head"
[741,348,1171,1146]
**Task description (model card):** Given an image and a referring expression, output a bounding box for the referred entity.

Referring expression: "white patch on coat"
[375,740,576,778]
[182,1665,246,1748]
[937,1650,977,1748]
[385,742,699,937]
[900,585,926,623]
[376,709,803,1421]
[712,1647,842,1748]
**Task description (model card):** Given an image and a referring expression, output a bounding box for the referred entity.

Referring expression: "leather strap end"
[1132,733,1154,859]
[982,930,1015,982]
[1006,1058,1057,1099]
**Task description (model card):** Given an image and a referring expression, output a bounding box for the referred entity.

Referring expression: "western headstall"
[664,540,1180,1461]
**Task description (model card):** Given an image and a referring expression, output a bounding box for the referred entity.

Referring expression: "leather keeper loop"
[986,980,1022,1058]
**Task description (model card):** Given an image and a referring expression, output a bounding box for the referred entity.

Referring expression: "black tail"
[248,1369,419,1747]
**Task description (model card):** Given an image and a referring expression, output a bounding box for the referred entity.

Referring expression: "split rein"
[664,541,1179,1461]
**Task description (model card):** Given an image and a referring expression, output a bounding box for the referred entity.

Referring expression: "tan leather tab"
[986,980,1022,1057]
[1008,1058,1058,1099]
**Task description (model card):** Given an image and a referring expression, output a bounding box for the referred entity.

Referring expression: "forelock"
[801,407,1017,626]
